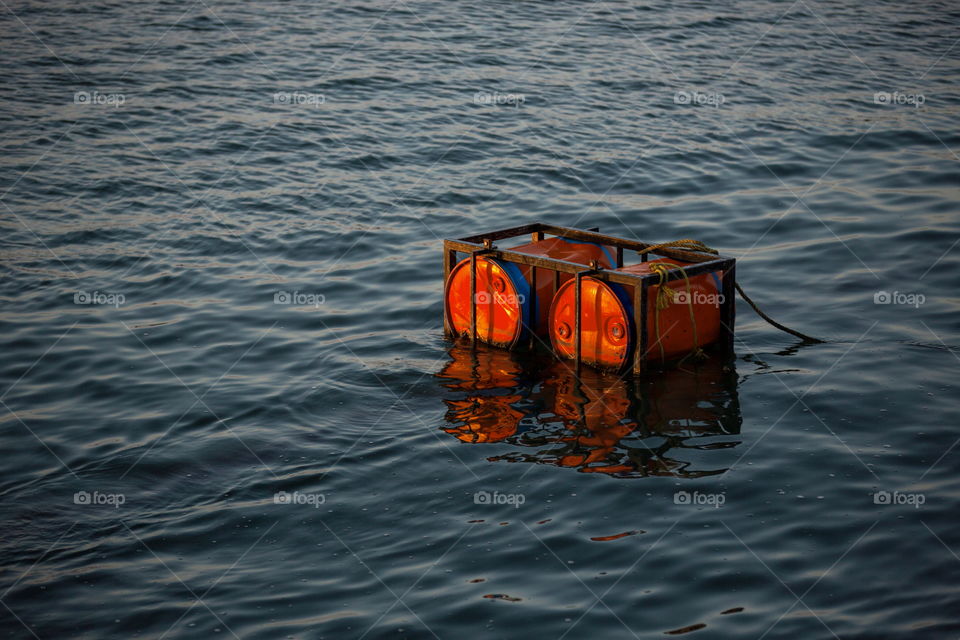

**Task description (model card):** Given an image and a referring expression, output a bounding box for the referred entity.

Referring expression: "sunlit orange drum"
[445,238,615,347]
[548,258,723,370]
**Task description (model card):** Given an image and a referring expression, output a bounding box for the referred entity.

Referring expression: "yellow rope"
[638,239,719,257]
[649,262,706,363]
[642,239,824,348]
[648,263,669,362]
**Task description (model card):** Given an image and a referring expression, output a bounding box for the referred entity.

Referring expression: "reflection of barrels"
[442,395,525,443]
[445,238,614,347]
[545,363,635,473]
[436,343,742,476]
[438,345,526,443]
[438,344,523,391]
[549,258,723,370]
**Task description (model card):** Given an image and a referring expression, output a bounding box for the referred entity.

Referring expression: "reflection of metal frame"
[443,222,737,375]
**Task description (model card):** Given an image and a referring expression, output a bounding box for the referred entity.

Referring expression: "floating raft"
[443,223,736,375]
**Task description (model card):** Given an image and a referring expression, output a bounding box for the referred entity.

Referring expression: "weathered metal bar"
[457,223,720,265]
[536,224,718,264]
[442,242,455,338]
[528,262,537,348]
[645,259,732,283]
[469,252,477,347]
[635,281,647,375]
[459,224,542,244]
[719,261,736,355]
[646,258,735,282]
[444,242,729,287]
[574,270,582,373]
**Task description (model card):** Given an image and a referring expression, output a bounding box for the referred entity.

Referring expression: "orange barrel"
[548,258,723,370]
[445,237,615,348]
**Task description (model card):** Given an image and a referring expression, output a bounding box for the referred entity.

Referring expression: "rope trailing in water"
[639,240,825,345]
[734,281,824,344]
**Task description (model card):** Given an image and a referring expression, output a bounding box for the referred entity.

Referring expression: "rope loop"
[641,240,822,349]
[648,262,706,362]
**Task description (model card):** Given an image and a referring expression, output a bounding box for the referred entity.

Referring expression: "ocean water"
[1,0,959,638]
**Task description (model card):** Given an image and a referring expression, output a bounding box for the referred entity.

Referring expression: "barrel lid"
[549,277,632,371]
[445,257,529,348]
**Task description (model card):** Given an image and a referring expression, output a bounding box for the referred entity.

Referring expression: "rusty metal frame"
[443,222,736,375]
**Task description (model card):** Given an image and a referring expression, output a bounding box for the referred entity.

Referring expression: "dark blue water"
[2,0,959,638]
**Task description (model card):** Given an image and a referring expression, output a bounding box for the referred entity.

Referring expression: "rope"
[734,282,824,344]
[648,263,670,362]
[637,239,719,257]
[649,262,707,362]
[640,240,824,346]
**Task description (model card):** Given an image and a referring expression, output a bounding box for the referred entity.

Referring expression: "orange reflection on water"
[437,344,742,478]
[439,345,525,444]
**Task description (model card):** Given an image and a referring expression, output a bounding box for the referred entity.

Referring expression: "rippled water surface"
[2,0,959,638]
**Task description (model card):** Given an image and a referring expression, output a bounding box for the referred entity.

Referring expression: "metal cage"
[443,222,736,375]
